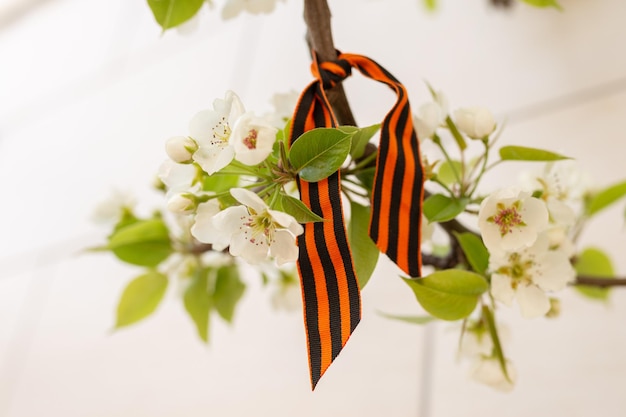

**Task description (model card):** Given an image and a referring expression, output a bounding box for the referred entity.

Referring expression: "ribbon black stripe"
[327,171,361,332]
[296,224,322,384]
[307,178,344,361]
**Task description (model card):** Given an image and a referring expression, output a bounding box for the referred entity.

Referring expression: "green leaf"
[184,269,212,342]
[423,194,468,223]
[339,124,380,160]
[276,193,325,223]
[116,271,168,328]
[454,232,489,275]
[445,116,467,151]
[202,173,239,193]
[378,311,436,325]
[499,146,570,162]
[213,265,246,323]
[520,0,562,10]
[289,128,352,182]
[437,160,462,187]
[348,202,380,289]
[403,269,488,321]
[586,180,626,216]
[108,219,172,267]
[146,0,204,30]
[481,305,511,381]
[574,247,615,301]
[112,209,139,234]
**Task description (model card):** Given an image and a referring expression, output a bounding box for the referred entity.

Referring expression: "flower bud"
[167,193,197,215]
[414,102,445,141]
[165,136,198,164]
[453,107,496,139]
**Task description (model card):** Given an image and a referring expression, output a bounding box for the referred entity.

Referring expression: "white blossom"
[165,136,198,164]
[222,0,286,20]
[167,193,197,215]
[545,225,575,258]
[517,163,583,259]
[158,160,198,197]
[454,106,496,139]
[230,112,278,166]
[470,357,517,392]
[91,189,135,224]
[478,188,549,254]
[413,90,448,141]
[189,91,245,175]
[538,161,590,204]
[195,188,303,265]
[191,199,230,251]
[264,90,299,128]
[489,234,576,318]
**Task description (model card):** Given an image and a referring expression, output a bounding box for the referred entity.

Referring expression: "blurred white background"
[1,0,626,416]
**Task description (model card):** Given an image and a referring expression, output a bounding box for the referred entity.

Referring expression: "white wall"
[1,0,626,416]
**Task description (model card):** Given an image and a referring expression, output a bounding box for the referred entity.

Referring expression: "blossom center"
[242,129,258,150]
[487,201,526,237]
[211,117,232,146]
[496,252,535,288]
[243,210,276,245]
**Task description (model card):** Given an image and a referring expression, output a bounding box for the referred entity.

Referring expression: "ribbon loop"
[312,58,353,89]
[290,51,424,390]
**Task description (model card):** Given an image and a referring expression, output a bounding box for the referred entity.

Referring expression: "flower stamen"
[211,117,232,146]
[242,129,258,150]
[487,201,526,237]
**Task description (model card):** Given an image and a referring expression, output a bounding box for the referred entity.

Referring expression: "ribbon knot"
[313,58,353,89]
[290,51,425,389]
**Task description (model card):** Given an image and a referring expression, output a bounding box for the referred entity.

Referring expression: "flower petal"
[211,205,249,235]
[231,113,277,166]
[267,208,297,228]
[470,357,516,392]
[230,188,268,213]
[521,197,549,233]
[533,250,576,291]
[189,110,221,145]
[270,230,300,265]
[516,284,550,318]
[193,144,235,175]
[491,274,515,306]
[158,160,197,196]
[191,200,230,250]
[229,231,269,264]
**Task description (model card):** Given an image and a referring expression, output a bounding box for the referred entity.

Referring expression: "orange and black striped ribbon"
[288,52,424,389]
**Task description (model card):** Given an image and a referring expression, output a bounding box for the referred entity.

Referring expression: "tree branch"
[303,0,356,126]
[302,0,626,290]
[573,276,626,288]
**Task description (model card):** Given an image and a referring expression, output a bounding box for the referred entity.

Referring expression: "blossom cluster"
[97,82,622,394]
[412,90,596,390]
[159,91,303,267]
[478,183,577,318]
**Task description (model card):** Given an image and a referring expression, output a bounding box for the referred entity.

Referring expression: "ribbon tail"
[290,83,362,389]
[342,53,425,278]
